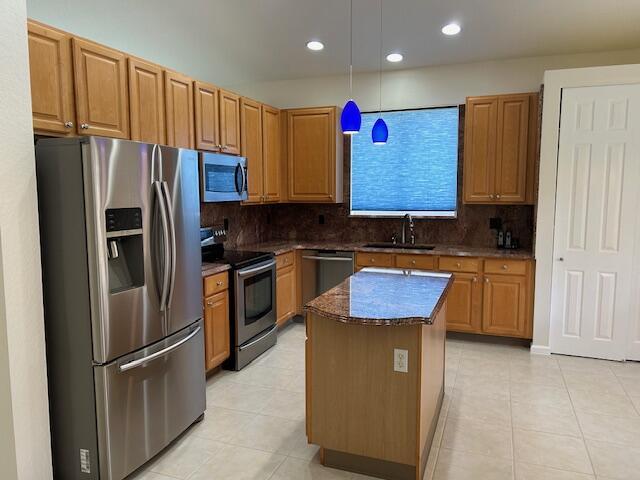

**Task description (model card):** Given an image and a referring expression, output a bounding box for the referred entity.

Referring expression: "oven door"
[235,259,277,345]
[200,152,247,202]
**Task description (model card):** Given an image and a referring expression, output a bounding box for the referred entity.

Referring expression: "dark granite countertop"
[305,268,454,326]
[237,240,533,259]
[201,262,231,277]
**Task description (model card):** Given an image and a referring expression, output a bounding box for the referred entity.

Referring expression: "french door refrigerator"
[36,137,205,480]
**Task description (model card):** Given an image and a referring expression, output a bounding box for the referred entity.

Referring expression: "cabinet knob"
[216,281,223,286]
[206,300,213,306]
[485,277,490,283]
[490,194,495,199]
[496,194,501,199]
[80,123,90,129]
[370,258,375,263]
[411,260,416,265]
[502,264,508,270]
[64,121,73,128]
[473,276,478,283]
[456,262,461,268]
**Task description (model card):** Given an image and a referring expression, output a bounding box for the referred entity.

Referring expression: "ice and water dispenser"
[106,208,144,294]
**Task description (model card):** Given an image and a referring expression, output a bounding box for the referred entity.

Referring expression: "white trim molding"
[530,344,552,356]
[533,63,640,353]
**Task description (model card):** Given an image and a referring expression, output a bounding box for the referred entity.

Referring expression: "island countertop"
[304,267,453,326]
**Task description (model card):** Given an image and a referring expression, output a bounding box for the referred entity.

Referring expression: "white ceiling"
[27,0,640,87]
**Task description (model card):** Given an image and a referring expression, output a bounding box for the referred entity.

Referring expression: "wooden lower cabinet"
[482,273,528,337]
[203,288,230,372]
[276,263,296,326]
[445,273,483,333]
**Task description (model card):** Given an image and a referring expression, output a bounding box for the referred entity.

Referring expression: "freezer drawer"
[93,321,205,480]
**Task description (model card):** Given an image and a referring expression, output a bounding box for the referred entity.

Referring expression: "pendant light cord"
[349,0,353,96]
[378,0,383,114]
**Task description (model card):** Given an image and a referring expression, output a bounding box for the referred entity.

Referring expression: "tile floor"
[130,322,640,480]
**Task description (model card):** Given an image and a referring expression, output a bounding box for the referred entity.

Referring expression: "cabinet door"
[128,58,165,144]
[482,274,528,337]
[276,265,296,326]
[240,98,264,203]
[204,290,230,371]
[27,21,75,135]
[446,273,482,333]
[219,89,241,155]
[287,107,336,202]
[463,96,497,203]
[194,81,220,151]
[262,105,281,202]
[495,94,529,203]
[72,38,129,138]
[164,71,194,148]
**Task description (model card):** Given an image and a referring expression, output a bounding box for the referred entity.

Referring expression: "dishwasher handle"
[302,255,353,262]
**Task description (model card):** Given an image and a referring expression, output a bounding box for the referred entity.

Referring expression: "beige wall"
[0,0,53,478]
[233,48,640,109]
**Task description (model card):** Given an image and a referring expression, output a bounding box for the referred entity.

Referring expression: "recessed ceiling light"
[386,53,403,63]
[441,23,461,36]
[306,40,324,51]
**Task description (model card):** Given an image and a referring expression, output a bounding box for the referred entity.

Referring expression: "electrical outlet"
[394,348,408,373]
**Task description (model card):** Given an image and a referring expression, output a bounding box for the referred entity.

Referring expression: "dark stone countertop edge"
[237,241,534,259]
[201,262,231,277]
[304,271,454,327]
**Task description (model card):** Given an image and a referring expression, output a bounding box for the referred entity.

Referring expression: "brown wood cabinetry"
[219,89,241,155]
[285,107,343,203]
[482,274,528,337]
[203,271,230,372]
[445,273,483,333]
[464,92,538,204]
[204,290,230,371]
[128,58,165,144]
[72,38,130,138]
[276,252,296,326]
[27,21,76,135]
[193,80,220,151]
[241,98,264,203]
[262,105,281,202]
[164,70,194,148]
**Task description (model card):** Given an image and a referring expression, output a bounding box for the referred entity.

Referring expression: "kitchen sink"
[363,242,436,250]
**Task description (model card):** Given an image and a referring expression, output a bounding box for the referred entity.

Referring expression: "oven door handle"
[239,324,277,352]
[237,260,276,277]
[302,255,354,262]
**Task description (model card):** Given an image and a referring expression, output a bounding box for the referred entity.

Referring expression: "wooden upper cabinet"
[445,273,483,334]
[463,96,497,203]
[219,89,241,155]
[72,38,129,138]
[240,97,264,203]
[495,94,529,203]
[128,58,165,144]
[262,105,281,202]
[482,274,528,337]
[164,70,194,149]
[194,80,220,151]
[463,92,539,204]
[286,107,343,203]
[27,21,75,135]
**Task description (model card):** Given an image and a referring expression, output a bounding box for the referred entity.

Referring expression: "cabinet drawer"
[484,259,528,276]
[276,251,295,270]
[203,271,229,297]
[356,252,394,268]
[395,254,436,270]
[439,256,480,273]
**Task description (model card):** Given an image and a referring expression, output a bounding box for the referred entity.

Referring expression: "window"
[350,106,459,217]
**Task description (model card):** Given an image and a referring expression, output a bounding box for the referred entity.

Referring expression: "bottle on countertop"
[505,231,512,249]
[497,231,504,249]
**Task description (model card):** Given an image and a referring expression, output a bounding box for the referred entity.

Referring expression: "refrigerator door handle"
[161,181,177,309]
[154,181,171,312]
[118,325,201,372]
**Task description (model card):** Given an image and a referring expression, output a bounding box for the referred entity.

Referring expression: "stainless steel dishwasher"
[301,250,355,305]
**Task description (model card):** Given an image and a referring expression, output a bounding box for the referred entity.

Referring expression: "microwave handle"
[241,164,247,193]
[234,163,244,195]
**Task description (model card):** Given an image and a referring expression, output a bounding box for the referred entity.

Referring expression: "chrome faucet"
[401,214,415,245]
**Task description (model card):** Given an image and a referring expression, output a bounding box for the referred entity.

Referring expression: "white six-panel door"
[550,84,640,361]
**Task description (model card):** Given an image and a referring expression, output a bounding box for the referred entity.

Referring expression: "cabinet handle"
[473,276,478,283]
[456,262,461,268]
[411,260,416,265]
[502,264,508,270]
[216,281,224,286]
[80,123,90,129]
[64,121,73,128]
[206,300,213,306]
[485,277,490,283]
[489,194,494,199]
[370,258,375,263]
[496,194,501,199]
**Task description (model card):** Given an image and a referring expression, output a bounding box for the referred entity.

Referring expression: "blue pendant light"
[372,0,388,144]
[372,117,388,144]
[341,0,361,134]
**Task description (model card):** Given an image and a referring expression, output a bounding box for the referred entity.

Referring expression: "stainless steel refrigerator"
[36,137,205,480]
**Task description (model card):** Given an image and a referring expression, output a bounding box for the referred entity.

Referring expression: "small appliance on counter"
[201,226,277,370]
[199,151,247,202]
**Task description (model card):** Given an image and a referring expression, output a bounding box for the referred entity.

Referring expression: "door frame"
[533,63,640,355]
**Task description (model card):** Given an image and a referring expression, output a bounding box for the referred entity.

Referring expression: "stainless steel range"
[201,228,277,370]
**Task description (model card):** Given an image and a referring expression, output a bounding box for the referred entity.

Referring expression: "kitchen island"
[304,268,453,480]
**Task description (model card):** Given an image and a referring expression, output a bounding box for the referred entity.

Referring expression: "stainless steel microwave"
[199,151,248,202]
